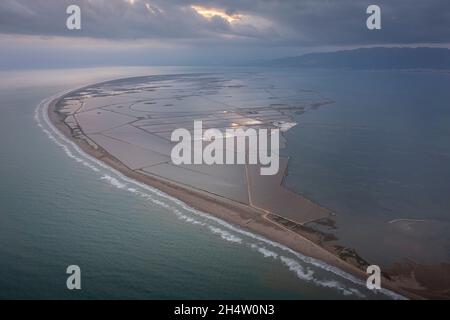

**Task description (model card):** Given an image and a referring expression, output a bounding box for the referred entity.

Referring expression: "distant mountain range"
[262,47,450,70]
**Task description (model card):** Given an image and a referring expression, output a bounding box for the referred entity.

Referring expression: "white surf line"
[36,91,403,299]
[35,87,406,300]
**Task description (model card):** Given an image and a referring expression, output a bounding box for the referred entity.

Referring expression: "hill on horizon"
[262,47,450,70]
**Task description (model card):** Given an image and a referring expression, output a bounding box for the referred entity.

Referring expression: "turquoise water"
[0,67,408,299]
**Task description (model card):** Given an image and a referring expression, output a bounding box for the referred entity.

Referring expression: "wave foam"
[34,89,406,300]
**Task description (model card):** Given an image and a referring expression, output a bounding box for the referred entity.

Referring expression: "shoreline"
[46,85,418,300]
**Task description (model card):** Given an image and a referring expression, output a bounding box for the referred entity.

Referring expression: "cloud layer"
[1,0,449,69]
[0,0,449,46]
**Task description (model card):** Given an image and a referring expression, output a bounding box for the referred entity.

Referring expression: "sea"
[2,66,449,299]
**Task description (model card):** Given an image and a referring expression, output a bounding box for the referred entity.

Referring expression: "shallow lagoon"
[281,69,450,267]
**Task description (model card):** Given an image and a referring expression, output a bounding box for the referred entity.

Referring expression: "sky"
[1,0,449,69]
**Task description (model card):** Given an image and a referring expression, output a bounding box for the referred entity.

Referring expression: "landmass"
[262,47,450,70]
[47,73,442,299]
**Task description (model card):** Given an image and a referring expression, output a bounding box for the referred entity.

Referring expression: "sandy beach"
[45,80,427,300]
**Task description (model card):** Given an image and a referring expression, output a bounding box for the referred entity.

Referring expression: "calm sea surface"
[2,66,445,299]
[280,69,450,267]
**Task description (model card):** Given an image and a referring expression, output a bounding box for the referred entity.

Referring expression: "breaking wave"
[34,89,406,300]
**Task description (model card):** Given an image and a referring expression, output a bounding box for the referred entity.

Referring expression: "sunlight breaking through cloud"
[191,5,243,23]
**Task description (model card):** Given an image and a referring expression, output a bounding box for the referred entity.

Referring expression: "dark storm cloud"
[0,0,449,46]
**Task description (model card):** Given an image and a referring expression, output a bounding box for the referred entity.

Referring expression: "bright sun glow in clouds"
[191,5,242,23]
